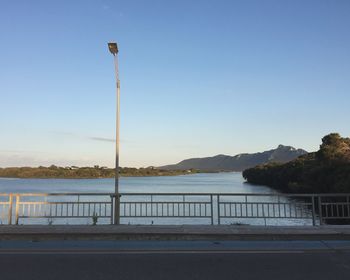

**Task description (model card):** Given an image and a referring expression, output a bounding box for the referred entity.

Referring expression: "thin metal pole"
[110,195,114,225]
[8,194,13,225]
[113,53,120,225]
[217,195,221,225]
[318,196,323,226]
[15,195,20,225]
[311,196,316,226]
[210,195,214,225]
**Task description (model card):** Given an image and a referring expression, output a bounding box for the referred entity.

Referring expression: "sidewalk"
[1,225,350,241]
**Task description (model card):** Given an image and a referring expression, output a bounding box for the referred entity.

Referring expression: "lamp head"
[108,42,119,55]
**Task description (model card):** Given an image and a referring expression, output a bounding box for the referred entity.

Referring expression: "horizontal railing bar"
[3,192,350,197]
[311,216,350,219]
[19,215,111,218]
[120,202,212,204]
[120,215,211,219]
[219,216,312,219]
[8,193,114,196]
[18,202,112,205]
[219,202,312,205]
[18,202,211,205]
[117,193,350,197]
[322,203,350,205]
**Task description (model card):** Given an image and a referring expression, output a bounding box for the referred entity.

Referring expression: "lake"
[0,172,274,194]
[0,173,314,226]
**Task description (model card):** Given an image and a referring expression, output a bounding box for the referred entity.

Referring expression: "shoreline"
[0,171,229,180]
[0,166,208,180]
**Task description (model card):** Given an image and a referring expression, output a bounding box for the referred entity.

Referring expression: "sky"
[0,0,350,168]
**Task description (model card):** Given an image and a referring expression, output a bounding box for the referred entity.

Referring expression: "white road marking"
[0,249,329,255]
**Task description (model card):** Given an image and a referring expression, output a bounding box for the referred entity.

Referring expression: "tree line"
[243,133,350,193]
[0,165,199,179]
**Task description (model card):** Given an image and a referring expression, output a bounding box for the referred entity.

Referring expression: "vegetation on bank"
[0,165,201,179]
[243,133,350,193]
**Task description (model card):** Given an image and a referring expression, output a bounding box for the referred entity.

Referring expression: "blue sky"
[0,0,349,167]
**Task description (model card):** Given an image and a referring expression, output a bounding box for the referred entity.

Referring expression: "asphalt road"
[1,240,350,280]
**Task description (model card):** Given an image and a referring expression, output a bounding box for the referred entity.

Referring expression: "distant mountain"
[160,145,307,172]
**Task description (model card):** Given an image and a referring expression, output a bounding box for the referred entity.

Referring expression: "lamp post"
[108,42,120,225]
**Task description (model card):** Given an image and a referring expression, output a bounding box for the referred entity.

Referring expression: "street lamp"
[108,42,120,225]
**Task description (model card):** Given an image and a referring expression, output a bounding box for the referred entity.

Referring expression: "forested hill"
[243,133,350,193]
[160,145,307,172]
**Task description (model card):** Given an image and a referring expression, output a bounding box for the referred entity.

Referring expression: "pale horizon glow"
[1,0,350,168]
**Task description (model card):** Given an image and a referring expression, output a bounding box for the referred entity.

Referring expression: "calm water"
[0,172,274,194]
[0,173,313,226]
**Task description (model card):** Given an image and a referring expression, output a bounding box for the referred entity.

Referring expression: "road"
[0,240,350,280]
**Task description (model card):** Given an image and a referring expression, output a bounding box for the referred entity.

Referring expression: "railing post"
[114,194,121,225]
[210,195,214,225]
[262,201,266,226]
[318,196,323,226]
[77,195,80,217]
[110,195,114,225]
[311,196,316,226]
[15,194,20,225]
[217,195,221,225]
[277,196,281,218]
[151,195,153,217]
[183,195,186,219]
[8,194,13,225]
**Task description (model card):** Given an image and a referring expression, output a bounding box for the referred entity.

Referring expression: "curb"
[1,225,350,241]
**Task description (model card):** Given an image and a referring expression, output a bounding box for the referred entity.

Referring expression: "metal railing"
[217,193,319,226]
[0,192,350,226]
[12,193,113,225]
[119,193,214,224]
[0,194,13,225]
